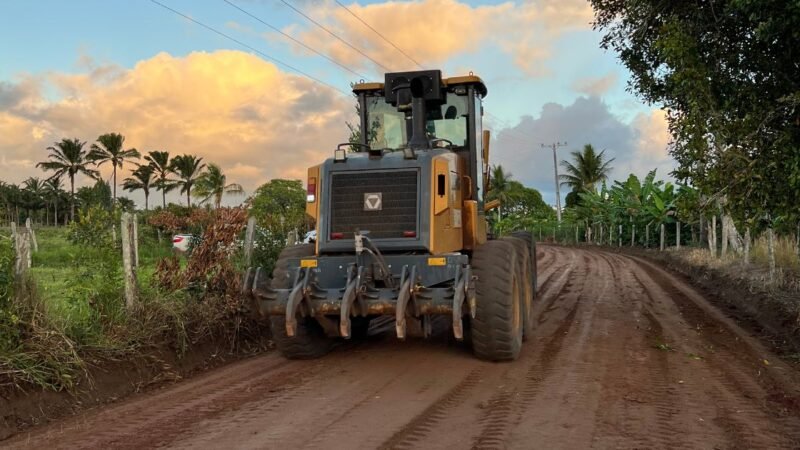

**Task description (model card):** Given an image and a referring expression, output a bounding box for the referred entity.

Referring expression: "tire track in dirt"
[625,252,800,448]
[470,298,581,450]
[588,250,687,449]
[470,248,598,449]
[377,367,487,449]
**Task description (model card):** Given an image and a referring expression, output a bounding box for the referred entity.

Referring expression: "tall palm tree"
[487,165,514,219]
[37,138,99,222]
[42,176,65,226]
[144,150,175,208]
[88,132,141,201]
[122,165,155,210]
[170,154,206,208]
[559,144,615,193]
[192,164,245,208]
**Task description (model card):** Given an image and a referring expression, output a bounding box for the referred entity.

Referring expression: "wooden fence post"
[631,224,635,247]
[244,216,256,266]
[121,213,138,309]
[14,230,31,279]
[10,222,16,241]
[767,226,776,283]
[660,223,665,251]
[645,223,650,248]
[721,216,729,258]
[709,215,717,257]
[676,221,681,250]
[575,225,579,244]
[25,218,38,252]
[133,214,140,267]
[618,224,622,247]
[744,227,751,266]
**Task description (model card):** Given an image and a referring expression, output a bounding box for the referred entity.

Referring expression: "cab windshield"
[365,92,468,150]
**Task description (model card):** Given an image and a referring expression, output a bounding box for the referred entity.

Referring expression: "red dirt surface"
[4,246,800,449]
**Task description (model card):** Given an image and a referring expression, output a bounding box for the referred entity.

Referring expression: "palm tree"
[192,164,245,208]
[144,150,175,208]
[88,132,141,201]
[170,154,206,208]
[122,165,155,210]
[487,165,514,219]
[559,144,615,193]
[42,176,65,226]
[37,138,99,222]
[22,177,46,224]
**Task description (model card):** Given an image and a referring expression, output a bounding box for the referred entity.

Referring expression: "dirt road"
[6,246,800,449]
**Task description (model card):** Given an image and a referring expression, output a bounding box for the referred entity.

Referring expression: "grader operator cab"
[244,70,537,361]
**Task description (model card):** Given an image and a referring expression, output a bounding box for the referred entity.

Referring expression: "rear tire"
[502,236,533,340]
[470,240,523,361]
[511,231,538,296]
[270,244,333,359]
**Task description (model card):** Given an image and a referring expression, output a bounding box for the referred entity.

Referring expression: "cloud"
[282,0,592,76]
[0,50,351,207]
[491,97,673,205]
[572,72,618,97]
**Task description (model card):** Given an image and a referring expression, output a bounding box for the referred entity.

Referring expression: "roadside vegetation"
[0,132,307,393]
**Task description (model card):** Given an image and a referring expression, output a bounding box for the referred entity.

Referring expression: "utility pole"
[541,142,567,222]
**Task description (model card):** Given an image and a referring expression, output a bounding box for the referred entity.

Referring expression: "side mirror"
[482,130,490,163]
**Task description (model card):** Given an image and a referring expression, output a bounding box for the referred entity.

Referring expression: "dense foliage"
[591,0,800,229]
[249,179,307,274]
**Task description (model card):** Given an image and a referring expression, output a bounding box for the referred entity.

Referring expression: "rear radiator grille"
[329,170,418,239]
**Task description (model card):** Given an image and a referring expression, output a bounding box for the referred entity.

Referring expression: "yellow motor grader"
[244,70,537,360]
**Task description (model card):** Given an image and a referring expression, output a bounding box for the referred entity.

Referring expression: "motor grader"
[244,70,537,361]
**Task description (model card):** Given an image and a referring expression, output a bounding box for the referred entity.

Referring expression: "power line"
[223,0,369,80]
[149,0,348,96]
[333,0,423,70]
[278,0,392,72]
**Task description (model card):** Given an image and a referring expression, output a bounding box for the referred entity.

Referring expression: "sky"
[0,0,674,208]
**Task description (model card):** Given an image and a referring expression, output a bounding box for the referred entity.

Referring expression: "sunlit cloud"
[572,72,619,97]
[0,50,351,207]
[278,0,592,76]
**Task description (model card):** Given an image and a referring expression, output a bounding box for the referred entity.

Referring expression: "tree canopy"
[591,0,800,226]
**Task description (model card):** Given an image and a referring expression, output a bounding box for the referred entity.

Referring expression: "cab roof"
[352,74,487,98]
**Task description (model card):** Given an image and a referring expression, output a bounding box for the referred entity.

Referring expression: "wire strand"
[223,0,369,80]
[278,0,391,72]
[333,0,423,70]
[149,0,348,96]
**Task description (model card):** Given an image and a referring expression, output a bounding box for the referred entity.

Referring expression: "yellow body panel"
[306,165,321,256]
[429,153,463,254]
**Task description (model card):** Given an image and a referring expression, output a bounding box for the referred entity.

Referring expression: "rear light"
[330,232,344,240]
[307,177,316,203]
[173,236,184,243]
[402,231,417,238]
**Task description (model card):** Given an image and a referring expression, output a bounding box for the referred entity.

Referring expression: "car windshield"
[365,92,469,150]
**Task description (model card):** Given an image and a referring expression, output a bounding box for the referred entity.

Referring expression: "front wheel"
[470,240,523,361]
[269,244,333,359]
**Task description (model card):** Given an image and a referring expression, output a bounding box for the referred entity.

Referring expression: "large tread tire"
[502,236,533,340]
[269,244,333,359]
[511,231,538,296]
[471,240,523,361]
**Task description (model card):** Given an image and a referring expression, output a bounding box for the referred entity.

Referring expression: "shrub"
[68,206,116,247]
